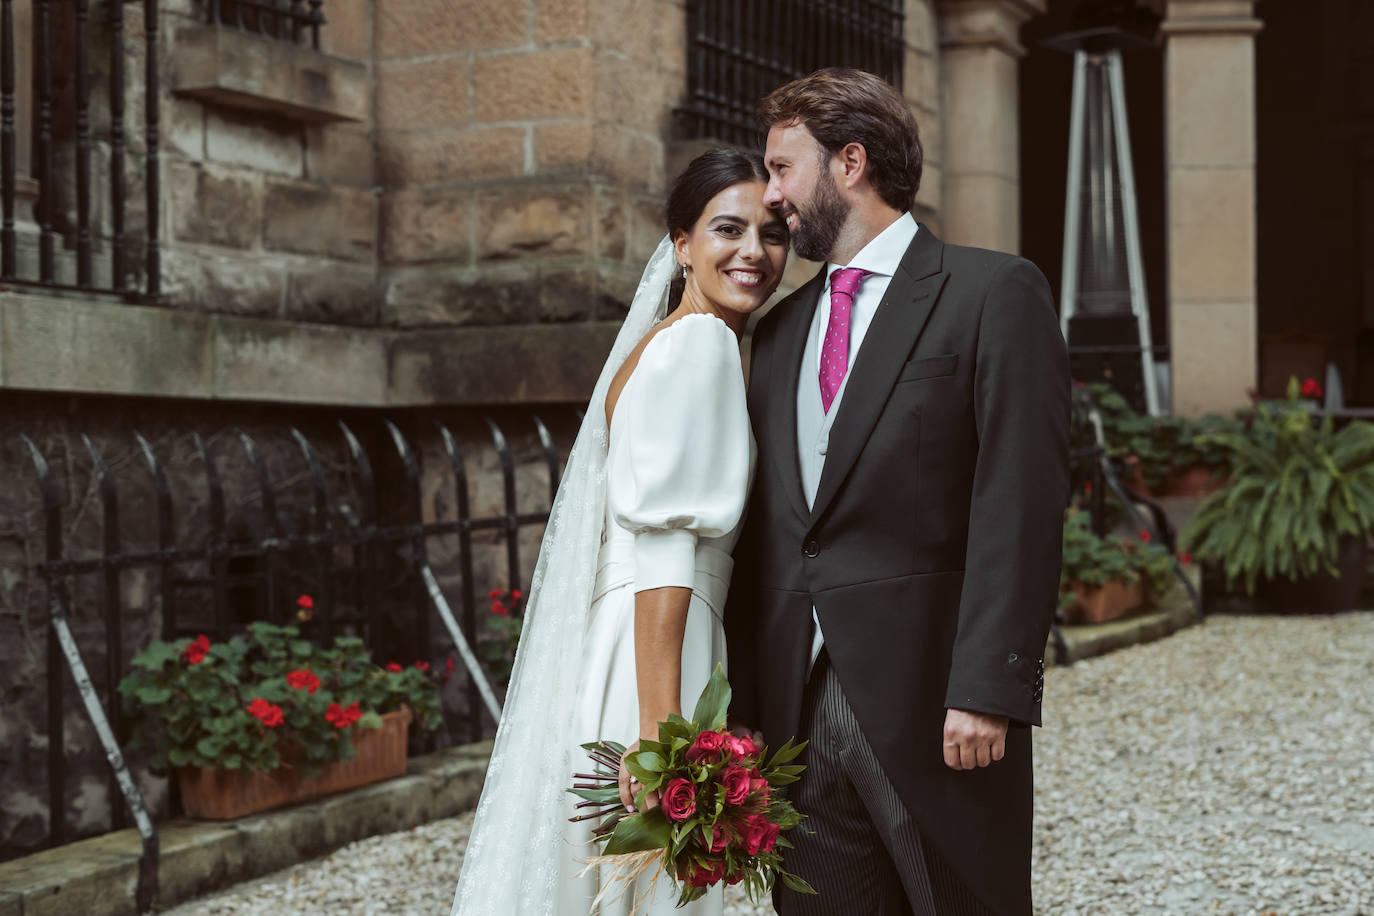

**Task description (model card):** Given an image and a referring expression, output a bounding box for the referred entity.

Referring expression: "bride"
[450,148,788,915]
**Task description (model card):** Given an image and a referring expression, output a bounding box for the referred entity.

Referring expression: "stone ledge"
[172,26,368,124]
[1048,572,1203,666]
[0,743,493,916]
[0,290,618,406]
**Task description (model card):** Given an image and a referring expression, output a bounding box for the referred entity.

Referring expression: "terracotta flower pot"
[1062,579,1145,625]
[1159,465,1228,499]
[177,706,412,820]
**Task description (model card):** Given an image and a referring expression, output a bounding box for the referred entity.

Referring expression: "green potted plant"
[1058,509,1176,624]
[118,602,443,819]
[1181,377,1374,612]
[1083,382,1235,498]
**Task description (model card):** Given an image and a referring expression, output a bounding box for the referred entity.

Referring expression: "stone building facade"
[1,0,1328,862]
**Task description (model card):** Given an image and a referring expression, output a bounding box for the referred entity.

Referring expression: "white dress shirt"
[805,212,920,670]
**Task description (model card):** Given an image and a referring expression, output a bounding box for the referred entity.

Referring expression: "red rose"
[286,669,320,695]
[758,820,780,854]
[660,777,697,822]
[385,662,403,673]
[181,634,211,665]
[720,765,751,806]
[1301,377,1323,399]
[725,869,745,886]
[414,660,430,672]
[685,859,725,888]
[740,816,768,855]
[296,594,314,609]
[246,697,283,728]
[707,822,730,854]
[686,730,728,765]
[727,734,759,760]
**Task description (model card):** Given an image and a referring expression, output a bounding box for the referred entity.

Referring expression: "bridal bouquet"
[568,665,815,909]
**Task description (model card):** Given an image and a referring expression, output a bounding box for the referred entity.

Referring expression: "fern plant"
[1181,378,1374,594]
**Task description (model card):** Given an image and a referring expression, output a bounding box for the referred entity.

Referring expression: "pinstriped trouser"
[775,653,993,916]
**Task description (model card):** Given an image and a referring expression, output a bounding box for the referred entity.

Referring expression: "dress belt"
[591,540,734,622]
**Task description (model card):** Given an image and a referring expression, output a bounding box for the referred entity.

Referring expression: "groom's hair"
[758,68,922,213]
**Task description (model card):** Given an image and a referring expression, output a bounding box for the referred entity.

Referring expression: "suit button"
[802,540,820,558]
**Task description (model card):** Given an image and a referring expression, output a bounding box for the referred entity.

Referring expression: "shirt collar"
[826,211,919,282]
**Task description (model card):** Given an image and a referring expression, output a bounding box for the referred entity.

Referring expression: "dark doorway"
[1255,0,1374,404]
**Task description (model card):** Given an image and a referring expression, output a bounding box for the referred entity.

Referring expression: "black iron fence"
[15,410,570,895]
[681,0,905,147]
[209,0,326,49]
[1,0,160,300]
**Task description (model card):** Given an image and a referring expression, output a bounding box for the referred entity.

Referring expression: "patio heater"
[1046,2,1162,415]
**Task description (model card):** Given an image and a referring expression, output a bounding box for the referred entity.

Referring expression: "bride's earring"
[681,265,689,280]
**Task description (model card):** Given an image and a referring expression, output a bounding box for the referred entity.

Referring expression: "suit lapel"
[809,227,949,526]
[765,271,824,525]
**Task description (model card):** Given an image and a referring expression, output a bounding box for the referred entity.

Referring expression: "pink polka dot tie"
[819,267,870,413]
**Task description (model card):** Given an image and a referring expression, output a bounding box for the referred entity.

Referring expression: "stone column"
[1161,0,1261,416]
[936,0,1043,254]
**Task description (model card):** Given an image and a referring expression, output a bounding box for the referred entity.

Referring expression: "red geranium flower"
[325,701,362,729]
[386,662,403,673]
[414,660,430,672]
[1139,529,1152,542]
[488,589,502,599]
[1180,551,1193,565]
[297,594,314,609]
[1301,377,1323,399]
[246,697,284,728]
[286,669,320,695]
[511,589,522,601]
[181,634,211,665]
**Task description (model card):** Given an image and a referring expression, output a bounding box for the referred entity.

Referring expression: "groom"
[724,69,1069,915]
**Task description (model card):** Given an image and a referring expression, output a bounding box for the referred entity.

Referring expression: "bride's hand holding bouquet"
[569,665,815,909]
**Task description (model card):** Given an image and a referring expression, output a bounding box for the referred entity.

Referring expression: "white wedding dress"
[451,293,755,916]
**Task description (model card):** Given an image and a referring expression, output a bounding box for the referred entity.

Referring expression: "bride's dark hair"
[664,148,771,311]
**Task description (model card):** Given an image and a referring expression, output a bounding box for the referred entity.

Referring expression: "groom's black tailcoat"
[725,226,1070,915]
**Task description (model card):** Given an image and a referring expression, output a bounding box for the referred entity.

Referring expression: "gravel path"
[164,613,1374,916]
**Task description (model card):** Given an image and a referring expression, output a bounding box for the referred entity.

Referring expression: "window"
[680,0,905,147]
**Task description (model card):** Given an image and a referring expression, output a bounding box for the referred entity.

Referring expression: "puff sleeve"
[608,313,752,593]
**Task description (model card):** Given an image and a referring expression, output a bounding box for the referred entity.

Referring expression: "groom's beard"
[788,170,850,263]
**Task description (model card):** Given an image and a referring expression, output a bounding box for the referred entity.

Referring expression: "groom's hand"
[942,708,1009,770]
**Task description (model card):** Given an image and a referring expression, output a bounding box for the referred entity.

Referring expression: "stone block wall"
[160,1,380,325]
[374,0,687,329]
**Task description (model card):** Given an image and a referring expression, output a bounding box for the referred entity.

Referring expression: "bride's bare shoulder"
[604,321,670,429]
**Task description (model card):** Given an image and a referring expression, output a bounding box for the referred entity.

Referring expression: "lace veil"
[451,237,678,915]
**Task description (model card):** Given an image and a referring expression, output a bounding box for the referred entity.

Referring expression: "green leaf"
[135,685,172,706]
[221,754,243,770]
[779,870,817,894]
[690,664,731,732]
[168,747,190,767]
[357,711,383,730]
[767,737,807,767]
[625,755,666,790]
[602,808,672,855]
